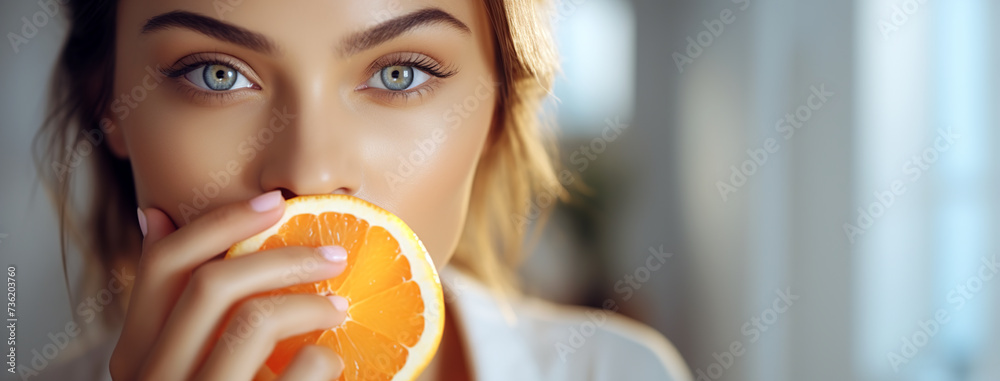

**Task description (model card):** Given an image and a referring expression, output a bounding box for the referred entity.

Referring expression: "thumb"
[137,207,177,250]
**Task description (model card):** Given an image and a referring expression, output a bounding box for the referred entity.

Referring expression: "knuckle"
[188,263,228,301]
[230,297,277,337]
[294,248,326,273]
[138,240,183,278]
[271,248,323,285]
[201,205,243,229]
[295,345,337,372]
[298,245,323,260]
[278,245,317,260]
[137,242,166,272]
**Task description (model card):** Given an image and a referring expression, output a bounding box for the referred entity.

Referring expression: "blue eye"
[183,63,255,91]
[367,65,431,91]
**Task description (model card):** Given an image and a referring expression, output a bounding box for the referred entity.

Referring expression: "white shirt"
[39,268,692,380]
[440,267,693,380]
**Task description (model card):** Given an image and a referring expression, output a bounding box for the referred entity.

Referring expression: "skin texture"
[106,0,496,379]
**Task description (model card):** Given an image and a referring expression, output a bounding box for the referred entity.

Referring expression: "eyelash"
[369,52,458,79]
[159,52,459,104]
[159,53,260,104]
[362,52,459,103]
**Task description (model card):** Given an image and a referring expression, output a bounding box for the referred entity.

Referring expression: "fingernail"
[136,207,148,237]
[328,295,349,312]
[319,246,347,263]
[249,191,283,212]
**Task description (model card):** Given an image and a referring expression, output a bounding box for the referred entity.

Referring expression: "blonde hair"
[35,0,566,329]
[455,0,567,291]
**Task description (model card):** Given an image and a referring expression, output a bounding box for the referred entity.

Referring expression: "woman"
[35,0,691,379]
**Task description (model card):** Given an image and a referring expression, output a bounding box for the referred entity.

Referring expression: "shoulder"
[514,296,693,381]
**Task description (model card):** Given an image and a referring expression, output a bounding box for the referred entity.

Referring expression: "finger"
[276,345,344,381]
[141,206,178,248]
[191,294,349,381]
[136,192,285,309]
[139,245,348,378]
[149,190,286,273]
[112,192,284,379]
[110,206,178,379]
[129,192,286,327]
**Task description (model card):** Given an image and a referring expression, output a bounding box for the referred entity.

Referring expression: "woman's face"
[106,0,498,268]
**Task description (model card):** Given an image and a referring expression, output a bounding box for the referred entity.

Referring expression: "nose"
[256,100,363,198]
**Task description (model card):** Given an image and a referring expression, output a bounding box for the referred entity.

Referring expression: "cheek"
[121,87,269,224]
[367,92,496,268]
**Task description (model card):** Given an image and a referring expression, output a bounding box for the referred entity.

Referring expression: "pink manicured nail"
[136,207,148,237]
[328,295,349,312]
[319,246,347,263]
[249,191,283,212]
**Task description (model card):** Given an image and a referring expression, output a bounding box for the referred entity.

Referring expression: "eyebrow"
[338,8,470,57]
[141,11,278,54]
[140,8,471,57]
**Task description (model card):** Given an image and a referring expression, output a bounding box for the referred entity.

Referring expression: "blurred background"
[1,0,997,380]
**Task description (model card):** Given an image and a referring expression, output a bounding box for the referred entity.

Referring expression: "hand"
[109,191,349,380]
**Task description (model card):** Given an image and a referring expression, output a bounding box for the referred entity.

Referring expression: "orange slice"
[225,195,444,381]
